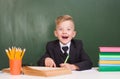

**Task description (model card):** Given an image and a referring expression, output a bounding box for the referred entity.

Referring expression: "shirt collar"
[59,42,71,48]
[59,41,71,54]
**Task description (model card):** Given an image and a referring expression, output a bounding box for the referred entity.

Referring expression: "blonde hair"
[55,15,74,25]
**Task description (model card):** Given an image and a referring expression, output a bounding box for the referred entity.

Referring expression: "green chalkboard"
[0,0,120,69]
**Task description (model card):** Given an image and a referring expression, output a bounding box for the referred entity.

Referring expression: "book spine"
[99,47,120,52]
[99,60,120,64]
[100,52,120,55]
[99,55,120,58]
[99,64,120,66]
[99,66,120,71]
[99,57,120,60]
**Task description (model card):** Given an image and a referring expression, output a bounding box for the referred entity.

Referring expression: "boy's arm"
[45,57,56,67]
[74,48,93,71]
[70,39,93,71]
[60,63,79,70]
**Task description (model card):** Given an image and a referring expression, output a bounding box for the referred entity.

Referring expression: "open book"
[2,66,72,77]
[22,66,72,77]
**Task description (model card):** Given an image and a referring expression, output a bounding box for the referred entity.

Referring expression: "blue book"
[99,64,120,66]
[100,57,120,60]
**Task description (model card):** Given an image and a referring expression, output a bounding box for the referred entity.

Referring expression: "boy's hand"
[45,57,56,67]
[60,63,79,70]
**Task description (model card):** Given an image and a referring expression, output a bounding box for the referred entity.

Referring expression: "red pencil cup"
[9,59,22,75]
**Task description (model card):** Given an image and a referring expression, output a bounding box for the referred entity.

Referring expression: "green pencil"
[64,55,69,63]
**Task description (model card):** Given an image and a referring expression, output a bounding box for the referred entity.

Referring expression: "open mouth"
[62,36,68,39]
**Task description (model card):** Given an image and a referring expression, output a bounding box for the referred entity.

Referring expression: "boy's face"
[54,20,76,45]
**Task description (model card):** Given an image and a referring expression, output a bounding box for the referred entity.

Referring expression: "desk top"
[0,67,120,79]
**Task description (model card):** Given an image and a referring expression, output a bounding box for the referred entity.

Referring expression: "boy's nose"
[62,30,67,33]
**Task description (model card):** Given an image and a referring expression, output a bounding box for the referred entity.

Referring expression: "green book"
[99,66,120,72]
[99,53,120,58]
[100,52,120,55]
[100,55,120,58]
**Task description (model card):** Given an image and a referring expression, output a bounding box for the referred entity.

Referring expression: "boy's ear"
[54,30,57,37]
[73,31,76,38]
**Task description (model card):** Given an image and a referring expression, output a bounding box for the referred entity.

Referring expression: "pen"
[64,55,69,63]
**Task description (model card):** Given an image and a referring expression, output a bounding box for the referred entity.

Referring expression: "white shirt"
[59,42,71,54]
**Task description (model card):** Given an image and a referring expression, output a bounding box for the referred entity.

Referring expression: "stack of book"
[99,47,120,71]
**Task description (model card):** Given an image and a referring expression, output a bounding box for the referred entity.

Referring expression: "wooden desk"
[0,67,120,79]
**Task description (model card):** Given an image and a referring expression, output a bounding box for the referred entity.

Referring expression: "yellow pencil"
[15,48,20,60]
[64,55,69,63]
[9,47,14,59]
[21,49,26,59]
[5,47,26,60]
[5,49,11,59]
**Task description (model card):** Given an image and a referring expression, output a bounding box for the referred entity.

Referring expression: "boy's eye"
[67,28,71,30]
[58,28,62,30]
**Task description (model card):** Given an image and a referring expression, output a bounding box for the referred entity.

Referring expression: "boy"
[37,15,92,71]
